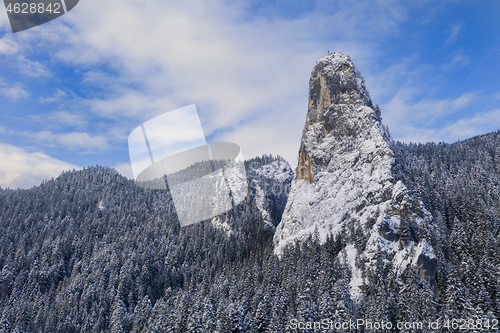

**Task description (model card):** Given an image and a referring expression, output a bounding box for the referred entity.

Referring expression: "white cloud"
[0,37,18,55]
[365,56,425,102]
[0,84,30,100]
[441,53,470,71]
[0,79,30,101]
[26,0,410,164]
[16,56,51,78]
[29,110,88,129]
[219,101,306,165]
[50,111,86,127]
[3,0,483,171]
[34,131,111,151]
[383,90,477,141]
[440,109,500,141]
[39,89,66,103]
[445,24,461,45]
[395,109,500,144]
[365,55,480,143]
[114,162,134,179]
[0,142,79,189]
[386,90,476,122]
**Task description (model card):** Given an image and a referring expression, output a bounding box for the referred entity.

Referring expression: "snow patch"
[344,244,363,301]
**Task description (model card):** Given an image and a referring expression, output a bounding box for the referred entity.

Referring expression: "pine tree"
[445,266,476,320]
[216,302,230,333]
[109,298,127,333]
[254,295,270,332]
[131,295,152,333]
[202,296,216,332]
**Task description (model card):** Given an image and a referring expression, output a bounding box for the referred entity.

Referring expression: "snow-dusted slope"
[273,53,437,297]
[209,156,293,232]
[247,158,293,228]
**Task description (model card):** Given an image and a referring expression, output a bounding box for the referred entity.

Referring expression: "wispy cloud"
[0,79,30,101]
[1,0,496,184]
[366,53,485,145]
[39,89,66,103]
[396,108,500,143]
[386,90,477,122]
[29,110,87,129]
[27,0,410,163]
[441,52,470,71]
[381,83,479,143]
[33,131,111,151]
[16,56,51,78]
[113,162,134,179]
[445,24,461,45]
[0,142,79,189]
[440,108,500,141]
[0,37,18,55]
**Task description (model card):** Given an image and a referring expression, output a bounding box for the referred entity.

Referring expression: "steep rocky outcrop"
[274,53,437,297]
[247,158,293,228]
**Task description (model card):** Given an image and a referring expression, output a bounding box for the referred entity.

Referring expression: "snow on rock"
[344,244,363,300]
[253,159,293,184]
[273,53,437,297]
[252,180,274,228]
[248,158,293,228]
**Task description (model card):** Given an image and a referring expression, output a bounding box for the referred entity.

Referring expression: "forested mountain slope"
[0,157,294,332]
[393,132,500,317]
[0,139,499,332]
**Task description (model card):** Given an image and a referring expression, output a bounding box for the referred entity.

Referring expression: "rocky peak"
[274,53,437,298]
[308,53,372,112]
[297,53,385,183]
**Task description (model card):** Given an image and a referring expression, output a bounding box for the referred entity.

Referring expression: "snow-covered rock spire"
[274,53,437,298]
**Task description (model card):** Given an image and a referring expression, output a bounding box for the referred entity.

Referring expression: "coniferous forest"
[0,133,499,332]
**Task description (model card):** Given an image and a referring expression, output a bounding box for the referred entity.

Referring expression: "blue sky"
[0,0,499,188]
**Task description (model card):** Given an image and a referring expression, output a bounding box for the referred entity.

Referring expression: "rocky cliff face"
[247,158,293,228]
[274,53,437,297]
